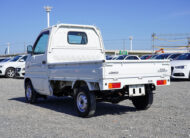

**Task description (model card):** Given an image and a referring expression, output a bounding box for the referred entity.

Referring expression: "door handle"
[42,61,46,64]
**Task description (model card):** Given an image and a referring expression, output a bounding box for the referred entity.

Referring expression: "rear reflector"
[157,80,167,85]
[108,83,121,89]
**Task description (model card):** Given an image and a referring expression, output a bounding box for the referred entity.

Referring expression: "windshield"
[10,56,22,62]
[149,55,158,59]
[116,55,127,60]
[175,53,190,60]
[141,55,149,60]
[1,58,10,62]
[169,54,181,60]
[21,56,28,61]
[106,56,112,60]
[155,54,170,59]
[126,56,139,60]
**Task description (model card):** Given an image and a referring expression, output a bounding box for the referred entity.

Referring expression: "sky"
[0,0,190,54]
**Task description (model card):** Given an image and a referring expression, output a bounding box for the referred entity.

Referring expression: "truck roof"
[42,23,99,32]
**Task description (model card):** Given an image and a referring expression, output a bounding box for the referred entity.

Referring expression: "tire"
[5,68,15,78]
[25,81,38,104]
[132,89,153,110]
[74,86,96,117]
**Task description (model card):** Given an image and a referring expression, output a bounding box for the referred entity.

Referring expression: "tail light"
[157,80,167,85]
[108,82,121,89]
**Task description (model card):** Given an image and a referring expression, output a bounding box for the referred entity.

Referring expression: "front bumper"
[0,68,6,76]
[15,68,25,78]
[171,67,189,79]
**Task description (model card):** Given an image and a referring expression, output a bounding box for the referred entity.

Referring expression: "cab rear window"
[68,32,88,45]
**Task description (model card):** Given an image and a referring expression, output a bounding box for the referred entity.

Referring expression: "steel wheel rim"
[26,86,32,100]
[77,92,88,112]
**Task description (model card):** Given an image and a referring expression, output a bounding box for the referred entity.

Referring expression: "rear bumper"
[100,76,170,90]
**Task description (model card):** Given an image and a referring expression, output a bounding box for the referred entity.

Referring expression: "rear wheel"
[25,81,38,103]
[74,87,96,117]
[132,89,153,110]
[5,68,15,78]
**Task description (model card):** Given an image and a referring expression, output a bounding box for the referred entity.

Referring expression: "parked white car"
[15,64,25,78]
[171,53,190,79]
[0,55,27,78]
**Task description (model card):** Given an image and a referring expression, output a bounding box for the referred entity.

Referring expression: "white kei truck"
[25,24,171,117]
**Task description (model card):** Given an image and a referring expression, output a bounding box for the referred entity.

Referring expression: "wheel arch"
[72,80,100,91]
[5,67,15,72]
[24,78,32,89]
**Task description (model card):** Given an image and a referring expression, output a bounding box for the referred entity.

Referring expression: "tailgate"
[101,60,171,90]
[103,60,170,78]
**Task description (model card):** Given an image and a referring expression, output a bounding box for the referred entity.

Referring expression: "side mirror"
[19,59,24,62]
[27,45,33,54]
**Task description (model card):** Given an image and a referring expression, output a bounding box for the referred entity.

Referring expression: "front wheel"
[5,68,15,78]
[132,89,153,110]
[74,87,96,117]
[25,81,38,103]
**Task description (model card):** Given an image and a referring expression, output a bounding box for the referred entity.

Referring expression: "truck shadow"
[9,97,137,117]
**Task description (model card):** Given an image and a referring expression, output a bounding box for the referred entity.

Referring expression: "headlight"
[22,68,25,71]
[16,68,21,72]
[175,65,186,69]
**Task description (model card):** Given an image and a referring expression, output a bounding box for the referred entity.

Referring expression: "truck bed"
[48,59,170,91]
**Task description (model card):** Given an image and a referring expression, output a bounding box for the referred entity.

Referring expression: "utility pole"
[44,6,52,27]
[129,36,133,51]
[152,33,156,53]
[24,42,26,53]
[123,39,126,51]
[7,42,10,55]
[187,37,190,52]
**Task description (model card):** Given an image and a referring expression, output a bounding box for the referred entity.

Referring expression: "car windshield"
[149,55,158,59]
[0,59,5,62]
[141,55,149,59]
[1,58,10,62]
[155,54,170,59]
[10,56,22,62]
[126,56,139,60]
[169,54,181,60]
[106,56,112,60]
[116,55,127,60]
[112,56,118,60]
[21,56,27,61]
[175,53,190,60]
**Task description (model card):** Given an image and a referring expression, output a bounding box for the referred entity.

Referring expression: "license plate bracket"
[129,85,145,97]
